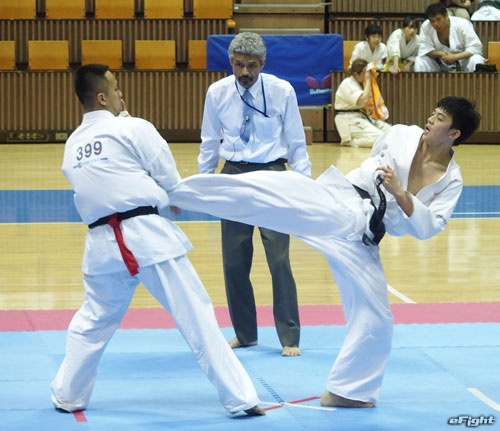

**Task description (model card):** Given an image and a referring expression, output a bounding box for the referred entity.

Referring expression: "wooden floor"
[0,142,499,311]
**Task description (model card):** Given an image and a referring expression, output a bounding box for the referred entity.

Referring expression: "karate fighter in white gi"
[415,2,485,72]
[50,64,265,417]
[169,96,480,407]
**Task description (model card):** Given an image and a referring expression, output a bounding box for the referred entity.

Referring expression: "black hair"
[402,16,419,29]
[436,96,481,145]
[365,24,383,38]
[74,64,110,107]
[425,3,448,19]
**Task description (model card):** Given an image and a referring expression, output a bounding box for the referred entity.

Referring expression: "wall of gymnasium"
[0,0,499,144]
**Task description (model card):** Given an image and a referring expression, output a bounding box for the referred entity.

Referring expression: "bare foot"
[244,405,266,416]
[320,390,375,408]
[228,337,257,349]
[281,346,301,356]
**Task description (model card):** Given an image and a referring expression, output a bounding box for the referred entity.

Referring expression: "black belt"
[335,109,362,113]
[353,176,387,246]
[225,158,287,166]
[88,206,159,229]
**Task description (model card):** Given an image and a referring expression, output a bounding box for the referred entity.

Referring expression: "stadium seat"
[143,0,184,19]
[0,41,16,70]
[135,40,176,70]
[343,40,358,70]
[45,0,85,19]
[94,0,135,18]
[188,40,207,70]
[28,40,69,70]
[82,40,122,70]
[487,41,500,69]
[0,0,36,19]
[192,0,233,19]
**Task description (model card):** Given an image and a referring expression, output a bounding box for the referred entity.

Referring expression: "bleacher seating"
[143,0,184,19]
[45,0,85,19]
[0,0,36,19]
[193,0,233,19]
[0,41,16,70]
[81,40,122,70]
[343,40,358,71]
[188,40,207,70]
[0,0,499,144]
[94,0,135,19]
[28,40,69,70]
[487,42,500,69]
[135,40,176,70]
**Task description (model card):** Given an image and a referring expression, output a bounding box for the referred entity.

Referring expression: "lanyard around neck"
[235,78,269,118]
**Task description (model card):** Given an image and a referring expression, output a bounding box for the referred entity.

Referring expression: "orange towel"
[365,62,389,121]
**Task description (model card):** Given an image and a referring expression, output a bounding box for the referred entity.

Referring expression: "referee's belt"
[88,206,159,229]
[225,158,287,166]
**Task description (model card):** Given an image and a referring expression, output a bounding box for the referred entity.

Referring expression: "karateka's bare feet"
[244,405,266,416]
[281,346,301,356]
[228,337,257,349]
[320,390,375,408]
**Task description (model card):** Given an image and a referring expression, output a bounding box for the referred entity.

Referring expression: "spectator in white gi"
[50,63,265,417]
[334,59,391,148]
[384,16,421,74]
[349,24,389,71]
[440,0,474,19]
[169,96,481,408]
[471,0,500,20]
[415,2,485,72]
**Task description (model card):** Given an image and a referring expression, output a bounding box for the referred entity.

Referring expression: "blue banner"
[207,34,344,106]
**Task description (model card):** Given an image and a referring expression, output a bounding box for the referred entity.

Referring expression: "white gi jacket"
[62,110,192,275]
[346,124,463,240]
[349,40,389,70]
[385,28,420,65]
[418,16,484,59]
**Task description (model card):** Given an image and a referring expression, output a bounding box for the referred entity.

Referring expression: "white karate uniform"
[384,28,420,72]
[471,0,500,21]
[415,16,485,72]
[334,76,390,147]
[169,124,463,404]
[349,40,389,71]
[51,110,260,414]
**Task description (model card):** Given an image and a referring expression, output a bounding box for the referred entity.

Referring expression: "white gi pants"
[51,256,260,413]
[414,54,485,72]
[169,168,394,404]
[335,112,390,148]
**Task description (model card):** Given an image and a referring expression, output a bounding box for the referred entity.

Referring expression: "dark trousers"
[220,160,300,348]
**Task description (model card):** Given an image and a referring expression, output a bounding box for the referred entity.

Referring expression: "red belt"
[88,206,159,276]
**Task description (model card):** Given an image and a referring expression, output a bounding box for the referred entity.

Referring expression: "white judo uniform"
[51,110,260,414]
[471,0,500,21]
[334,76,391,148]
[384,28,420,72]
[349,40,389,71]
[169,124,463,404]
[415,16,485,72]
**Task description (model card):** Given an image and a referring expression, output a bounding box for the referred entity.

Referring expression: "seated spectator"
[384,17,421,74]
[334,59,391,148]
[349,24,388,72]
[471,0,500,20]
[415,3,485,72]
[440,0,474,20]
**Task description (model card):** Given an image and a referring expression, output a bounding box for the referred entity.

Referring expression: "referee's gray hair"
[228,32,267,63]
